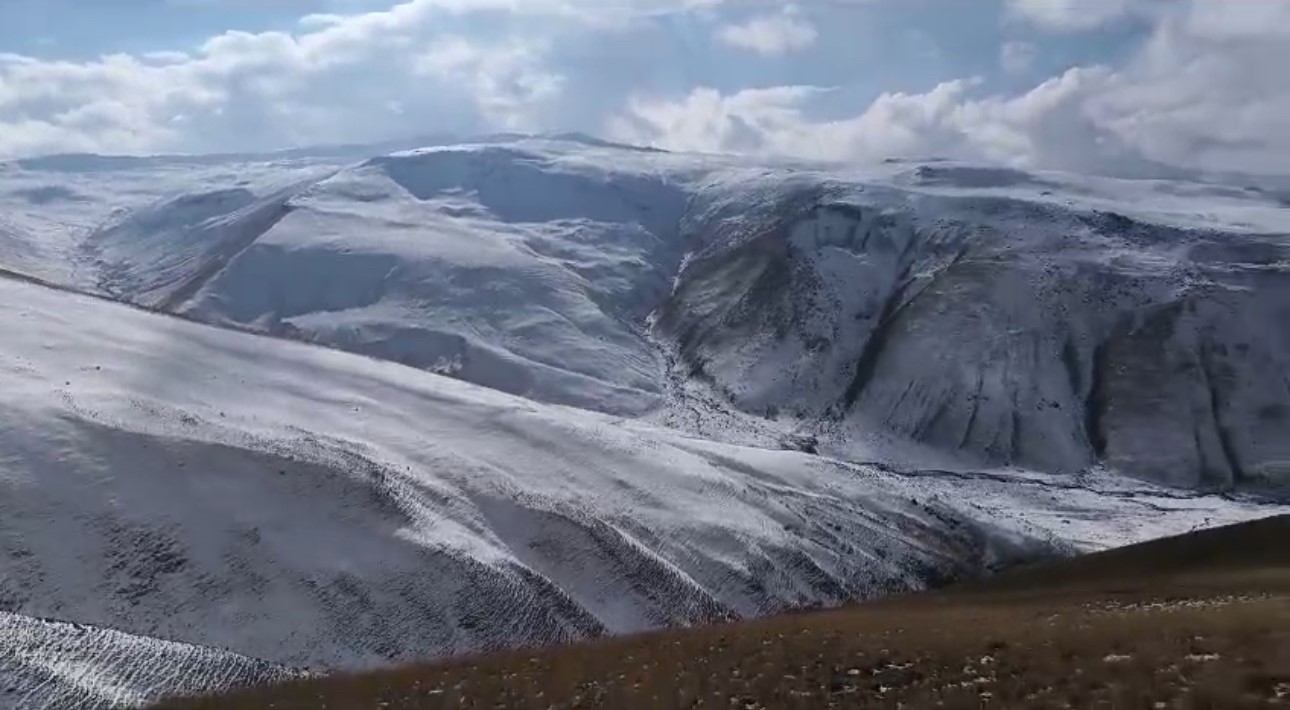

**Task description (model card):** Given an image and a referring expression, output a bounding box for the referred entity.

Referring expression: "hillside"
[0,263,1282,710]
[1,136,1288,709]
[660,166,1290,489]
[153,515,1290,709]
[0,614,301,710]
[3,136,1287,487]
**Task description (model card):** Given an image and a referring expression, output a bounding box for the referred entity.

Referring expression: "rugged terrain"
[7,138,1289,488]
[155,515,1290,709]
[662,165,1290,489]
[1,135,1287,708]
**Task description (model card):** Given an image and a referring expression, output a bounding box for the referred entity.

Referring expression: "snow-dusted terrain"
[0,613,301,710]
[0,135,1287,708]
[663,163,1290,490]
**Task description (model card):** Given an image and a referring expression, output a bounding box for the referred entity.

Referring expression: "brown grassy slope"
[156,515,1290,710]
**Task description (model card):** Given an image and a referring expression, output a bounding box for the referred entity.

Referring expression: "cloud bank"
[0,0,1287,176]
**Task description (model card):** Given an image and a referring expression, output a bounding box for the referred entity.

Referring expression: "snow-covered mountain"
[0,135,1287,708]
[662,164,1290,491]
[10,136,1285,489]
[1,268,1280,709]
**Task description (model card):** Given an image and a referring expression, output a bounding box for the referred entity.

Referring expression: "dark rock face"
[658,191,1290,494]
[55,142,1288,494]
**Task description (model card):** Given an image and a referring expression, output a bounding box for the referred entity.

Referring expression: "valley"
[0,135,1287,709]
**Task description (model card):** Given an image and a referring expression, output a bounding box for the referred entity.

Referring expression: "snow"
[0,613,301,710]
[664,163,1290,489]
[32,140,703,415]
[0,135,1287,707]
[1,137,1285,480]
[0,273,1282,707]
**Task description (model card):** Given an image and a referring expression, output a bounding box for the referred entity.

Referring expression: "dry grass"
[155,515,1290,709]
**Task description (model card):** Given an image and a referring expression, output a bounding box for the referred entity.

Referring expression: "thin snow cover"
[661,162,1290,490]
[14,137,711,415]
[0,275,1281,706]
[4,136,1287,481]
[0,135,1288,707]
[0,613,301,710]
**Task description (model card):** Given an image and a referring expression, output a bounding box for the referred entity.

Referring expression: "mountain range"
[1,134,1286,709]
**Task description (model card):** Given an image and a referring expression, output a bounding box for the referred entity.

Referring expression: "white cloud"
[608,85,834,155]
[298,13,346,29]
[608,70,1177,175]
[414,37,564,130]
[608,79,1001,166]
[715,7,818,56]
[1005,0,1143,31]
[1000,41,1037,75]
[611,0,1290,176]
[1182,0,1290,39]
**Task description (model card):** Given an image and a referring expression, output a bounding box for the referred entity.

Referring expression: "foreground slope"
[157,515,1290,710]
[0,614,300,710]
[1,274,1281,709]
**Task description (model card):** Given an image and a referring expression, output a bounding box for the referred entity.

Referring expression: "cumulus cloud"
[413,37,563,131]
[0,0,732,156]
[607,69,1171,175]
[715,7,818,56]
[2,0,1288,178]
[1182,0,1290,39]
[608,85,835,156]
[612,0,1290,175]
[608,79,994,164]
[0,0,534,155]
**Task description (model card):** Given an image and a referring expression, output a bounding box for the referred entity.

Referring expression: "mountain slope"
[9,139,1286,489]
[1,273,1279,709]
[7,138,1287,490]
[2,138,1289,709]
[658,166,1290,491]
[155,516,1290,710]
[169,145,694,414]
[54,141,698,414]
[0,613,300,710]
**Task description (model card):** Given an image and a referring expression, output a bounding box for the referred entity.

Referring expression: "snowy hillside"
[170,145,695,414]
[662,164,1290,491]
[1,136,1288,707]
[0,613,301,710]
[0,272,1281,708]
[6,136,1283,489]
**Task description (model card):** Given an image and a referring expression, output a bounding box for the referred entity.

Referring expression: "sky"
[0,0,1287,176]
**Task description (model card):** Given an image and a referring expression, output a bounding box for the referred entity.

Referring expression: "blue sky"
[0,0,1287,175]
[2,0,306,55]
[0,1,1147,92]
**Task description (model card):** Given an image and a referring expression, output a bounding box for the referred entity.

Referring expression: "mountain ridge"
[7,136,1287,490]
[1,135,1287,709]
